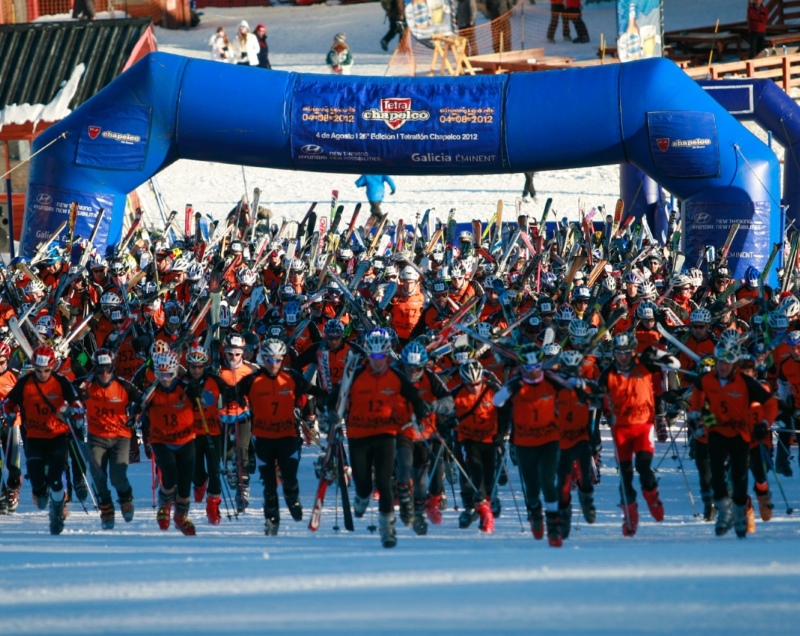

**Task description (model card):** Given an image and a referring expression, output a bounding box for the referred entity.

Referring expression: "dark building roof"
[0,18,153,112]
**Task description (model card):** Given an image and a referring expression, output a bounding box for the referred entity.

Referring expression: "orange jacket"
[390,288,425,340]
[344,365,427,439]
[689,371,777,442]
[236,368,309,439]
[83,377,140,439]
[556,386,592,449]
[508,378,559,447]
[598,362,655,427]
[146,380,196,446]
[4,372,80,439]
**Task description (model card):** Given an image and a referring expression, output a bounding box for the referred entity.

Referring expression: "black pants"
[25,435,69,498]
[523,172,536,198]
[619,451,657,502]
[0,426,22,489]
[382,19,406,46]
[708,432,750,506]
[254,436,301,504]
[749,32,766,59]
[152,442,196,500]
[749,443,769,487]
[694,439,713,496]
[194,434,223,496]
[459,439,496,506]
[350,434,395,514]
[563,7,589,41]
[396,436,436,500]
[547,5,570,40]
[516,441,560,508]
[557,440,594,506]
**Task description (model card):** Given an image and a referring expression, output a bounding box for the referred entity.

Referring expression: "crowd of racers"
[0,213,795,547]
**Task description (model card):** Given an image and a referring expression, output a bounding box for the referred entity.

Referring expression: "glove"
[567,377,586,391]
[185,381,202,402]
[703,411,717,429]
[754,420,769,441]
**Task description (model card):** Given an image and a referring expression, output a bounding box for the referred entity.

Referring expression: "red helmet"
[32,344,57,369]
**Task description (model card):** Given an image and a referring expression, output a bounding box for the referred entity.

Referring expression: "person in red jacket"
[494,344,561,545]
[598,333,673,537]
[79,348,142,530]
[689,340,778,538]
[335,328,428,548]
[3,344,84,535]
[0,342,21,514]
[748,0,769,59]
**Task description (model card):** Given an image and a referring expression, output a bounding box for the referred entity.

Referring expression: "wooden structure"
[466,48,575,74]
[683,51,800,94]
[429,35,475,76]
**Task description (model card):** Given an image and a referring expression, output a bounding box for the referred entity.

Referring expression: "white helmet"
[690,307,712,324]
[459,360,484,384]
[399,265,420,281]
[257,338,287,364]
[363,329,392,355]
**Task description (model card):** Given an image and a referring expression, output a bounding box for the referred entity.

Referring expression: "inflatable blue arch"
[24,52,781,280]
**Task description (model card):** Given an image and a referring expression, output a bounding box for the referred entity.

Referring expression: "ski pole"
[499,448,526,532]
[433,434,480,494]
[666,423,700,518]
[151,453,157,509]
[762,442,794,515]
[196,398,237,521]
[612,438,634,534]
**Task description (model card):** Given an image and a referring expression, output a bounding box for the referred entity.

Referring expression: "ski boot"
[715,497,733,536]
[193,479,208,503]
[528,503,544,540]
[642,486,664,522]
[701,490,716,522]
[621,501,639,537]
[379,511,397,548]
[173,501,196,536]
[754,483,773,521]
[491,496,502,519]
[425,494,443,525]
[558,504,572,540]
[397,483,414,526]
[745,497,756,535]
[732,501,748,539]
[119,489,134,523]
[285,488,303,522]
[578,489,596,524]
[236,483,250,514]
[206,495,221,525]
[475,499,495,533]
[458,508,479,529]
[412,500,428,536]
[33,488,50,510]
[49,490,66,535]
[73,477,89,503]
[353,494,370,518]
[264,495,280,536]
[156,489,174,531]
[546,510,563,547]
[655,416,669,443]
[99,500,115,530]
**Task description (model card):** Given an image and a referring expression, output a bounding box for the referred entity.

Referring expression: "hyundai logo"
[36,193,53,205]
[301,144,324,155]
[693,212,712,225]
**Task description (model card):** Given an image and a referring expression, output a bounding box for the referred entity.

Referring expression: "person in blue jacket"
[355,174,396,231]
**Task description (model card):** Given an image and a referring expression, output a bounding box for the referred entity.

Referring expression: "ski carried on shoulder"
[309,350,360,532]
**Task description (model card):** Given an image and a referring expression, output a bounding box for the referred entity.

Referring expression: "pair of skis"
[308,350,360,532]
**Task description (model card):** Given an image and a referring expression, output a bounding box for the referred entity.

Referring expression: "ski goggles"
[96,365,114,374]
[522,362,543,372]
[264,357,283,365]
[369,353,387,360]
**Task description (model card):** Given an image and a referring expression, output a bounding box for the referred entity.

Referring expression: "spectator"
[486,0,513,53]
[72,0,95,20]
[380,0,407,52]
[326,33,354,74]
[355,174,396,224]
[522,172,536,199]
[209,27,232,63]
[547,0,570,43]
[234,20,260,67]
[254,24,272,69]
[564,0,590,44]
[748,0,768,59]
[456,0,478,56]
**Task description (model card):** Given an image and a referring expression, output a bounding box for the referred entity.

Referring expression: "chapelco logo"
[657,137,712,151]
[362,98,430,131]
[36,193,53,205]
[87,125,141,144]
[300,144,324,155]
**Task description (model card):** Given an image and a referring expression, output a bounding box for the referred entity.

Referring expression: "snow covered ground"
[5,2,800,634]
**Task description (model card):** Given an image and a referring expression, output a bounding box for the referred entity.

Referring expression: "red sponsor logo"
[381,98,411,131]
[656,138,670,152]
[88,126,101,139]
